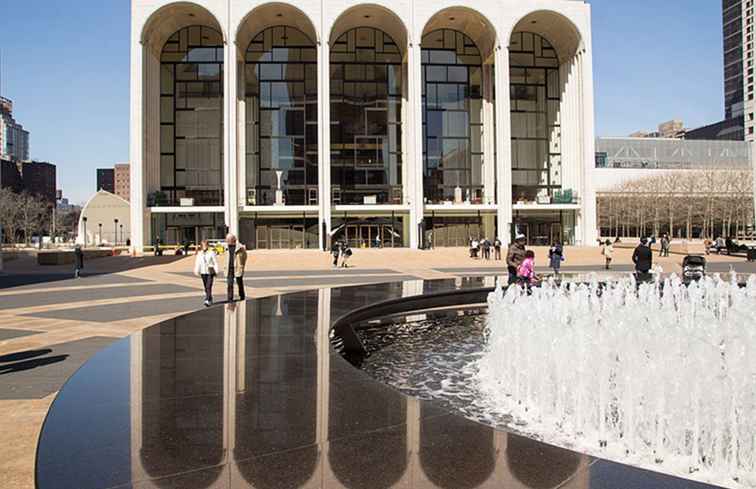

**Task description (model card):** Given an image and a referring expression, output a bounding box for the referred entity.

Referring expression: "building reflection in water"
[126,281,588,488]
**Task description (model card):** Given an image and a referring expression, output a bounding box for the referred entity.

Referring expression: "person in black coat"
[632,237,653,275]
[74,245,84,279]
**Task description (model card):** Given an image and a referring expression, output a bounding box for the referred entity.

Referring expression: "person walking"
[660,234,670,257]
[194,240,219,307]
[494,238,502,260]
[548,242,563,274]
[482,239,491,260]
[341,242,353,268]
[506,234,527,284]
[331,240,342,268]
[225,234,248,302]
[632,237,653,279]
[602,239,614,270]
[73,244,84,278]
[154,236,163,256]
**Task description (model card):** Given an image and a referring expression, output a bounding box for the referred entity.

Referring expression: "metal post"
[98,223,102,245]
[114,219,119,246]
[83,217,87,247]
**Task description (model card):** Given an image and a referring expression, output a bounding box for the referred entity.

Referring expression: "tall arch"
[421,6,498,61]
[508,10,583,63]
[236,3,318,52]
[419,7,498,247]
[141,2,226,56]
[236,4,321,249]
[508,9,590,246]
[328,4,409,55]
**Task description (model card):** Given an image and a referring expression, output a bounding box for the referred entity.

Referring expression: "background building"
[1,159,56,204]
[685,0,751,141]
[97,168,115,193]
[130,0,598,251]
[629,120,686,139]
[594,137,754,239]
[77,190,131,246]
[21,161,57,205]
[0,158,23,192]
[114,163,130,201]
[0,96,30,162]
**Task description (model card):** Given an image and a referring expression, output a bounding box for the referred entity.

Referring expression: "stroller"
[682,255,706,282]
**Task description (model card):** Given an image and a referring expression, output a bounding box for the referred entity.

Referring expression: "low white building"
[77,190,131,246]
[593,137,754,192]
[130,0,598,250]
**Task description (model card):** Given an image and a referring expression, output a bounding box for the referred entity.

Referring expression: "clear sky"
[0,0,725,204]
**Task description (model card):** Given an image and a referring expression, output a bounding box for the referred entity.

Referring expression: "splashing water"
[478,273,756,488]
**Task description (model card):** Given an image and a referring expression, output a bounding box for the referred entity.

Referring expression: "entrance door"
[550,223,563,246]
[346,225,360,248]
[291,226,305,249]
[182,226,197,246]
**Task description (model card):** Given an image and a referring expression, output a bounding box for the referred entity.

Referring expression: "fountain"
[477,274,756,488]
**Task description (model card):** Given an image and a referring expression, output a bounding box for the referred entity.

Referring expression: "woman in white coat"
[194,239,219,306]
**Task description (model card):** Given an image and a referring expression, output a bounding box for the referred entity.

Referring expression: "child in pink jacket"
[516,250,538,285]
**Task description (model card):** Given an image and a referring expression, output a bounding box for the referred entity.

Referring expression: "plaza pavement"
[0,246,751,488]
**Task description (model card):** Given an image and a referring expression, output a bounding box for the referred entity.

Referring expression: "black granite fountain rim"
[331,286,495,356]
[33,279,728,489]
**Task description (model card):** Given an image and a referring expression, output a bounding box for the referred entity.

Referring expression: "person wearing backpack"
[548,242,563,274]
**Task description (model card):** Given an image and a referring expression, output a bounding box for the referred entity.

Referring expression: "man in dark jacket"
[506,234,527,284]
[74,245,84,278]
[632,237,653,278]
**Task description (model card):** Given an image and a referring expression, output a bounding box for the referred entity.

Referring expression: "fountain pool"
[355,275,756,489]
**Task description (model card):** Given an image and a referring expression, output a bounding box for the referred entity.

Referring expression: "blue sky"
[0,0,724,204]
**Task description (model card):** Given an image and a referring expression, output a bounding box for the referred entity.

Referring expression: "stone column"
[225,39,240,236]
[318,40,332,251]
[494,46,513,245]
[408,41,424,249]
[579,49,598,245]
[130,42,146,253]
[482,63,496,205]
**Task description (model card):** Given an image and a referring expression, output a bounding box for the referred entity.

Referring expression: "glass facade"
[509,32,562,204]
[513,210,574,246]
[245,26,318,206]
[421,29,484,204]
[160,26,224,206]
[239,217,319,249]
[330,27,403,205]
[331,215,406,248]
[151,212,226,245]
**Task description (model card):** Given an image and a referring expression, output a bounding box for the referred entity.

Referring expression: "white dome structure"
[77,190,131,246]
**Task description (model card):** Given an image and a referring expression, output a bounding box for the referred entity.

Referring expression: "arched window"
[421,29,483,205]
[245,26,318,206]
[330,27,403,205]
[509,32,562,202]
[159,26,224,206]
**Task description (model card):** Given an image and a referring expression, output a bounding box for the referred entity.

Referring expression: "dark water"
[355,310,518,429]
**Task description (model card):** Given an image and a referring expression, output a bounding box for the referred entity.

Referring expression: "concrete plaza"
[0,246,751,488]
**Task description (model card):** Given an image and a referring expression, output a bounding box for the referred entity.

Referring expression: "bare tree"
[0,188,20,245]
[597,169,755,240]
[17,193,49,246]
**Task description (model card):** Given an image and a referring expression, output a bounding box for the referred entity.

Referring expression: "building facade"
[115,163,131,201]
[130,0,597,251]
[97,168,116,193]
[21,161,57,205]
[0,158,23,193]
[594,137,755,239]
[0,96,30,162]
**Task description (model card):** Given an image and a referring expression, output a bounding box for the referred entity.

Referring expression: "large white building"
[129,0,597,251]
